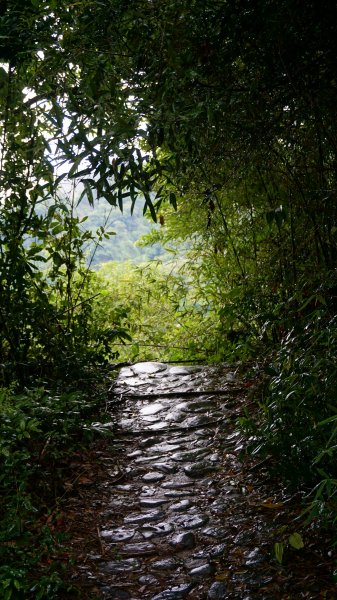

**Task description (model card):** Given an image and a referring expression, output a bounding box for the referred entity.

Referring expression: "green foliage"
[93,259,217,363]
[0,384,108,598]
[1,0,337,566]
[273,530,304,565]
[239,273,337,529]
[0,187,129,387]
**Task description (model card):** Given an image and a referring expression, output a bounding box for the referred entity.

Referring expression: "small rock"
[150,443,182,453]
[202,527,227,539]
[118,367,134,378]
[161,480,192,489]
[171,448,210,462]
[140,403,165,416]
[165,410,186,422]
[189,563,214,579]
[164,490,194,498]
[140,436,163,448]
[100,527,135,542]
[132,362,167,374]
[141,522,174,537]
[207,581,228,599]
[170,499,193,512]
[151,583,192,599]
[168,366,192,375]
[139,574,158,585]
[245,547,266,566]
[209,543,226,558]
[120,542,156,555]
[124,510,164,525]
[177,514,209,529]
[170,531,196,550]
[140,498,170,508]
[142,471,166,482]
[151,558,177,570]
[151,463,178,474]
[100,558,140,574]
[181,415,212,428]
[184,461,218,478]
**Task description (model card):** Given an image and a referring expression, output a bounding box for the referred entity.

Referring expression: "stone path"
[70,361,337,599]
[88,361,273,600]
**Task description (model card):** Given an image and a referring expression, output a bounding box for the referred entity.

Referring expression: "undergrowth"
[240,283,337,537]
[0,381,112,599]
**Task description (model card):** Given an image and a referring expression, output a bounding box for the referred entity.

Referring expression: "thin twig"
[97,526,105,556]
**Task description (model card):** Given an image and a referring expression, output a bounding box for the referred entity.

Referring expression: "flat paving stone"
[120,542,156,555]
[175,514,209,529]
[100,558,140,573]
[141,522,174,537]
[140,403,165,416]
[202,526,227,539]
[161,480,193,489]
[124,510,164,524]
[132,362,167,374]
[149,443,182,453]
[171,448,210,462]
[118,367,134,378]
[210,543,227,558]
[165,411,186,422]
[148,422,169,430]
[142,472,166,482]
[151,584,193,600]
[151,462,178,474]
[163,489,195,498]
[100,527,135,542]
[151,558,178,570]
[142,415,162,423]
[181,415,213,428]
[135,455,163,463]
[140,498,170,508]
[140,437,164,448]
[189,562,214,578]
[169,499,193,512]
[168,366,192,375]
[139,575,158,585]
[184,461,219,478]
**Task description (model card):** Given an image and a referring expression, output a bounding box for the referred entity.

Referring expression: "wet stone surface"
[84,362,245,600]
[82,362,282,598]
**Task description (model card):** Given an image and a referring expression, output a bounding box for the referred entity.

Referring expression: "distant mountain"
[76,197,165,265]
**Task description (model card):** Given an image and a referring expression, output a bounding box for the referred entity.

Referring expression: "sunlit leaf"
[274,542,284,564]
[288,533,304,550]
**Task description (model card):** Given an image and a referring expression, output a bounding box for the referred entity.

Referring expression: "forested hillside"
[75,196,164,264]
[1,0,337,596]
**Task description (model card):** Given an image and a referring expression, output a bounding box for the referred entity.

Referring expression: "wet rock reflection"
[89,362,269,598]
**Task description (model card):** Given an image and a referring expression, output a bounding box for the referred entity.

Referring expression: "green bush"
[0,385,108,599]
[251,294,337,525]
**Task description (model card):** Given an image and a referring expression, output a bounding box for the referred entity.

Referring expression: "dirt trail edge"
[67,362,336,600]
